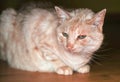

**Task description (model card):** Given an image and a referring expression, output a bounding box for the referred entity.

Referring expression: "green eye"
[77,35,87,39]
[62,32,68,38]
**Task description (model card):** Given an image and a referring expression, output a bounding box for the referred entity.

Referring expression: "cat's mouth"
[66,49,81,55]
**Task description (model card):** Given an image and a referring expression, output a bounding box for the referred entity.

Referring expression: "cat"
[0,4,106,75]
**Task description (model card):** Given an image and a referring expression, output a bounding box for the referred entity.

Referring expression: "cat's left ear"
[55,6,71,23]
[91,9,106,32]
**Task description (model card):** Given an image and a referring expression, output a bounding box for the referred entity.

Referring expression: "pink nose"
[66,43,73,50]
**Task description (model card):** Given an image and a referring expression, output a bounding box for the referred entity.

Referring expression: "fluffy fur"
[0,5,106,75]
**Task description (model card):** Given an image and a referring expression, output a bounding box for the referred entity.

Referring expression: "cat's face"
[55,7,106,54]
[57,19,103,54]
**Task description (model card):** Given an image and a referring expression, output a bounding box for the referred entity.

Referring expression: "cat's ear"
[55,6,71,23]
[90,9,106,32]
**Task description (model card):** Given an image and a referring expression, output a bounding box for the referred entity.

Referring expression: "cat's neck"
[55,44,91,69]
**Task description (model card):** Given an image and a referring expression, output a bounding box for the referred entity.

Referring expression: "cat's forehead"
[68,18,91,33]
[71,9,94,19]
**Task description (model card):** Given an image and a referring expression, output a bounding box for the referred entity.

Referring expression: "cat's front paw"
[77,65,90,73]
[56,66,73,75]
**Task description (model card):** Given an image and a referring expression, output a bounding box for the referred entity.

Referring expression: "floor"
[0,48,120,82]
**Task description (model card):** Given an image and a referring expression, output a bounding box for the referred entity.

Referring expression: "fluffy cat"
[0,5,106,75]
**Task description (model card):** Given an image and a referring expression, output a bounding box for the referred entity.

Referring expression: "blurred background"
[0,0,120,51]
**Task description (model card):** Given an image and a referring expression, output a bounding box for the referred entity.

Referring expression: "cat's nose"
[66,43,74,50]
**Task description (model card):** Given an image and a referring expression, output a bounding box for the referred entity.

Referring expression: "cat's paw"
[56,66,73,75]
[77,65,90,73]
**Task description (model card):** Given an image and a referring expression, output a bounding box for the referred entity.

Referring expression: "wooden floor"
[0,48,120,82]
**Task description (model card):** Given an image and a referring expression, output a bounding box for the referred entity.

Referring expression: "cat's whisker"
[97,41,113,52]
[92,53,109,62]
[89,58,102,65]
[93,54,106,58]
[89,56,102,65]
[97,48,113,52]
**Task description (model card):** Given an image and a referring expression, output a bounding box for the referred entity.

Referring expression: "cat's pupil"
[62,32,68,38]
[77,35,86,39]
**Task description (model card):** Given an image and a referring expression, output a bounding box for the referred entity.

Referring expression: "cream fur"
[0,6,106,75]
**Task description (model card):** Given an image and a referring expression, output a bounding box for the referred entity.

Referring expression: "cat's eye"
[62,32,68,38]
[77,35,87,39]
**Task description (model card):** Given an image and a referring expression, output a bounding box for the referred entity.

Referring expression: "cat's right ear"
[55,6,71,23]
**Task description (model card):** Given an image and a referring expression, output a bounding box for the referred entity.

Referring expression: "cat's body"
[0,5,106,75]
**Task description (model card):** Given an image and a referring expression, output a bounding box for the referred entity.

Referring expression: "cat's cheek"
[79,39,88,46]
[74,41,89,52]
[58,36,66,46]
[74,40,87,51]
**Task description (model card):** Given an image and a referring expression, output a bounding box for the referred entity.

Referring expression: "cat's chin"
[67,50,81,55]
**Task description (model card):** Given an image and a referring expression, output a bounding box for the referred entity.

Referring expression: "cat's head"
[55,6,106,54]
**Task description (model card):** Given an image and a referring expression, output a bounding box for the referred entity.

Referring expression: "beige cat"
[0,5,106,75]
